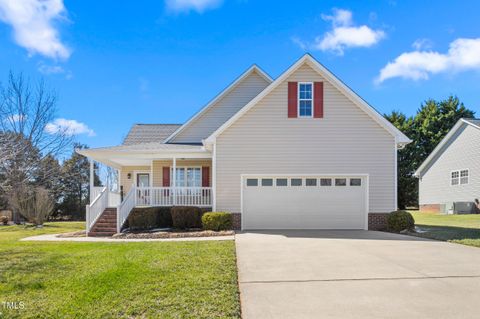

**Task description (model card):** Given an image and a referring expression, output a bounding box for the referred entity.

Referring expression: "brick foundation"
[232,213,241,230]
[231,213,389,231]
[419,204,440,213]
[368,213,389,231]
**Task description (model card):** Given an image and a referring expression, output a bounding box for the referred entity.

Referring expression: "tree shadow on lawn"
[415,224,480,242]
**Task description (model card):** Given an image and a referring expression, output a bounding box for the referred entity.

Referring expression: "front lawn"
[411,211,480,248]
[0,222,240,319]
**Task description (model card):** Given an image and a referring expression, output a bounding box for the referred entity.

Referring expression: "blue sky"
[0,0,478,148]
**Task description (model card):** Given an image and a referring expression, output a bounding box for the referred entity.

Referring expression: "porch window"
[171,167,202,187]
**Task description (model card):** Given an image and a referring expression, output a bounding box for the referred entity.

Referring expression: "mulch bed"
[112,229,235,239]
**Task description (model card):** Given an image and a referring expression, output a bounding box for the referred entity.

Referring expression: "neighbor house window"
[460,169,469,185]
[335,178,347,186]
[276,178,288,186]
[298,83,313,117]
[246,179,258,186]
[451,171,460,186]
[306,178,317,186]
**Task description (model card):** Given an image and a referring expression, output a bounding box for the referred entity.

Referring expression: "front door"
[137,173,150,187]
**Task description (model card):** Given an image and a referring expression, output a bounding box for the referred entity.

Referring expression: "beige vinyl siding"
[419,124,480,205]
[171,71,270,143]
[215,64,396,214]
[120,166,150,194]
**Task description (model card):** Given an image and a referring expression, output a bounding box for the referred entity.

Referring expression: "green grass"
[411,211,480,247]
[0,222,240,319]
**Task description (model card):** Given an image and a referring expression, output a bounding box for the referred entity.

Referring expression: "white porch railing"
[86,187,108,232]
[136,187,212,207]
[117,188,136,233]
[91,186,104,203]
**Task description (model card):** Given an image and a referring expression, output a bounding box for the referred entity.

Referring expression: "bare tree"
[0,72,72,156]
[0,72,72,222]
[10,186,54,226]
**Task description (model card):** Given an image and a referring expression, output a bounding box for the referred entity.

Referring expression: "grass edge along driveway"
[411,211,480,248]
[0,222,240,319]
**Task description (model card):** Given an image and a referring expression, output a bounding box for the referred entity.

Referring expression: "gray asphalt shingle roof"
[123,124,182,145]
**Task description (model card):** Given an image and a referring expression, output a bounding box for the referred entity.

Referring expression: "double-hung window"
[460,169,469,185]
[171,167,201,187]
[451,169,469,186]
[298,83,313,117]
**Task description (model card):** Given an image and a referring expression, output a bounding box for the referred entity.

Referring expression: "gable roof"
[164,65,273,143]
[204,54,411,146]
[415,118,480,177]
[123,124,181,145]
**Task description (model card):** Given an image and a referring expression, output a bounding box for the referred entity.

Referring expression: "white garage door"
[242,175,368,230]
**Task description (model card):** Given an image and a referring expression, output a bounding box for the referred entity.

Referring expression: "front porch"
[77,144,214,235]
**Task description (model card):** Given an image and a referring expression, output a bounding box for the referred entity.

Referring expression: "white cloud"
[0,0,70,60]
[311,9,385,55]
[412,38,433,50]
[7,114,25,122]
[37,62,73,79]
[38,64,64,75]
[45,118,95,137]
[376,38,480,83]
[165,0,222,13]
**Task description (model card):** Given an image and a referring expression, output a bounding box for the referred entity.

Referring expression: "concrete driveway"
[236,230,480,319]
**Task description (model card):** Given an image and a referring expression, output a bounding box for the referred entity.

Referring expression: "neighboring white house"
[415,118,480,214]
[77,54,411,235]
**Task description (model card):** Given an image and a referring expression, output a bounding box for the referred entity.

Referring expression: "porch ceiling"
[76,142,211,168]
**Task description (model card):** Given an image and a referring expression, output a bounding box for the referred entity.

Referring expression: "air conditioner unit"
[453,202,475,214]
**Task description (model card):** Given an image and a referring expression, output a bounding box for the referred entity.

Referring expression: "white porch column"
[212,143,217,211]
[172,156,176,206]
[89,159,94,203]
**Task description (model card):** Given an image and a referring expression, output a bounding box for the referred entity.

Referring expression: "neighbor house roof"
[204,54,411,146]
[123,124,182,145]
[415,118,480,177]
[164,65,273,143]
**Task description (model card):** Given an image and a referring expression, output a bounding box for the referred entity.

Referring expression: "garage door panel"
[242,176,367,230]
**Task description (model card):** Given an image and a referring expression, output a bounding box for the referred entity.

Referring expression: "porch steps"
[88,208,117,237]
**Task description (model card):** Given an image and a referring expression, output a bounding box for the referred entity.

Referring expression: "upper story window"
[298,83,313,117]
[451,169,469,186]
[460,169,469,184]
[451,171,459,185]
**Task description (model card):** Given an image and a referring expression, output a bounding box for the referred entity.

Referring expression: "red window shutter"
[288,82,298,118]
[202,167,210,187]
[314,82,324,118]
[162,167,170,186]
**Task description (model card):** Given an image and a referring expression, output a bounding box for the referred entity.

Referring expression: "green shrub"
[126,207,172,230]
[0,215,8,225]
[387,210,415,232]
[171,206,204,229]
[202,212,232,231]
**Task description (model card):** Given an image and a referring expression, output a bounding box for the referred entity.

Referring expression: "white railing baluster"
[130,187,211,208]
[86,187,108,233]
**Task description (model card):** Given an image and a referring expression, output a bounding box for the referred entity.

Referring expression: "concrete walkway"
[21,233,234,242]
[236,230,480,319]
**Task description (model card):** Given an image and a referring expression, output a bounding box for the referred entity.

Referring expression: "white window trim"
[450,169,469,186]
[170,166,203,187]
[298,82,313,118]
